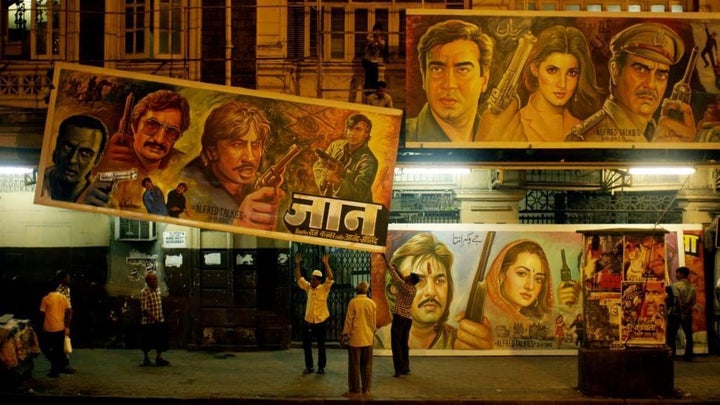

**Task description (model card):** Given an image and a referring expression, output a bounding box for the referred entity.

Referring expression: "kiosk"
[577,228,673,397]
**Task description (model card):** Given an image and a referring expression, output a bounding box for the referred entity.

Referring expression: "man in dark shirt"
[166,182,189,218]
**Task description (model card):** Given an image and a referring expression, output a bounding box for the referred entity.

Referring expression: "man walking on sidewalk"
[140,271,170,367]
[40,282,73,378]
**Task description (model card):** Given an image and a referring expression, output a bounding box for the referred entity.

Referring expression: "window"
[33,0,62,57]
[607,4,622,11]
[650,4,665,11]
[115,217,157,241]
[4,0,63,59]
[156,0,182,55]
[125,0,147,55]
[353,8,388,60]
[287,1,424,62]
[122,0,184,58]
[670,3,683,11]
[587,4,603,11]
[628,4,642,11]
[287,2,305,59]
[354,8,369,60]
[564,4,581,10]
[329,7,345,59]
[326,7,387,61]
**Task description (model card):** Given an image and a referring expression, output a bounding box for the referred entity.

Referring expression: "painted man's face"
[613,54,669,119]
[423,39,488,130]
[133,108,183,164]
[398,256,449,326]
[210,126,264,188]
[642,282,666,317]
[54,124,104,184]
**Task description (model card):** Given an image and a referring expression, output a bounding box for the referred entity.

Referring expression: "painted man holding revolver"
[85,89,191,208]
[312,113,378,203]
[180,100,288,230]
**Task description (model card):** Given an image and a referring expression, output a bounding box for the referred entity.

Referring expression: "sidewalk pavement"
[3,347,720,404]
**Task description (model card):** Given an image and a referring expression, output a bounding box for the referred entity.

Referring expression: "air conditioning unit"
[115,217,157,241]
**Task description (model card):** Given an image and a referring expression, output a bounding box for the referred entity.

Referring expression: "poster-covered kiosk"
[577,228,673,397]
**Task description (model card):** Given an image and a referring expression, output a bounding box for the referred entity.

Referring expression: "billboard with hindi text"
[34,63,403,252]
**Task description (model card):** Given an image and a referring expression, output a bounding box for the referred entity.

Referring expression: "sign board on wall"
[163,231,186,248]
[34,63,403,253]
[405,10,720,149]
[372,223,706,356]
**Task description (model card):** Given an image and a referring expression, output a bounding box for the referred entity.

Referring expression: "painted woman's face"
[533,52,579,107]
[501,251,546,309]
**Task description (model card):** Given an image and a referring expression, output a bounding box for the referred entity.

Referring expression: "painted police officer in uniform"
[565,23,694,142]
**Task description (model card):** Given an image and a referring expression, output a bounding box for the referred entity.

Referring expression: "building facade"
[1,0,719,350]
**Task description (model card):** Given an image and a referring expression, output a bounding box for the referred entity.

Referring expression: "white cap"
[311,270,323,278]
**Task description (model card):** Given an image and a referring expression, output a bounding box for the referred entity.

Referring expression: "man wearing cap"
[566,23,695,142]
[295,252,334,375]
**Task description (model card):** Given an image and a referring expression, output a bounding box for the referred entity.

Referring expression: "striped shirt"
[388,264,415,319]
[56,285,71,304]
[141,286,165,325]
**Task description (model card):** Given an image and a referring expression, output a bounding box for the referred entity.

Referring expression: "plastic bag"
[64,336,72,354]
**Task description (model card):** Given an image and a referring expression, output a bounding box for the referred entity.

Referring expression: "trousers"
[390,315,411,375]
[347,345,373,393]
[302,319,327,369]
[667,314,693,359]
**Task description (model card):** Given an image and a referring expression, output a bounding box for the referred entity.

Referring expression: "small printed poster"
[163,231,186,248]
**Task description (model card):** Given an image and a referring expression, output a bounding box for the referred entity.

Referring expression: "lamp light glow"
[0,166,34,175]
[396,167,471,175]
[628,167,696,175]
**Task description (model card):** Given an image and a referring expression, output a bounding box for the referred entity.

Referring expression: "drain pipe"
[225,0,233,86]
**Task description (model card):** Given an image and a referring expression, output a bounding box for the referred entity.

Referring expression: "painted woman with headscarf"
[484,239,555,324]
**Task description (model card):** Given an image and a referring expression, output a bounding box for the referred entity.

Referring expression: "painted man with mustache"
[87,89,190,208]
[566,23,694,142]
[100,89,190,173]
[180,101,284,230]
[375,232,456,350]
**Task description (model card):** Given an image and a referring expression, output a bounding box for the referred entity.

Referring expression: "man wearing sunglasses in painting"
[85,89,191,209]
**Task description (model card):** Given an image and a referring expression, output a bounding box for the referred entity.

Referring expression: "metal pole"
[316,0,322,98]
[225,0,233,86]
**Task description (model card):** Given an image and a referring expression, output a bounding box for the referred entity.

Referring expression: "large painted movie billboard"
[34,63,403,252]
[405,10,720,149]
[371,224,706,355]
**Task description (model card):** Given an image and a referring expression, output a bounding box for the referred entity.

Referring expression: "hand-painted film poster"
[34,63,403,252]
[371,224,706,356]
[579,227,708,352]
[405,10,720,149]
[581,229,669,348]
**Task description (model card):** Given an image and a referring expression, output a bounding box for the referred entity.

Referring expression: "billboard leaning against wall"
[34,63,403,252]
[405,10,720,149]
[371,224,706,356]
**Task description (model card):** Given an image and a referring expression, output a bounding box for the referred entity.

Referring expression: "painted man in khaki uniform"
[566,23,695,143]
